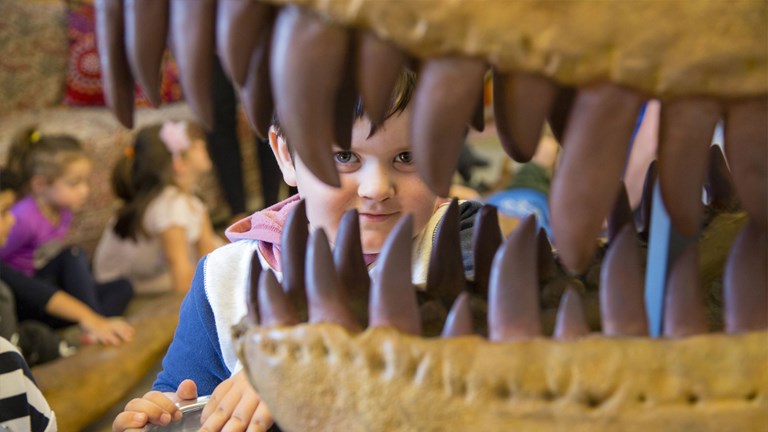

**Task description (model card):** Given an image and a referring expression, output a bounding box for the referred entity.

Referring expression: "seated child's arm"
[200,370,274,431]
[196,212,221,257]
[112,379,197,431]
[160,226,196,293]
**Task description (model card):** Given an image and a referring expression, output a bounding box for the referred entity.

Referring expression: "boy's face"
[272,108,445,254]
[0,190,16,246]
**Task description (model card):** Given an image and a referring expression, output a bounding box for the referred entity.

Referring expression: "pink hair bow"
[159,121,189,156]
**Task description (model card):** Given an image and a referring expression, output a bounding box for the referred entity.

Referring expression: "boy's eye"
[395,152,413,164]
[334,151,358,164]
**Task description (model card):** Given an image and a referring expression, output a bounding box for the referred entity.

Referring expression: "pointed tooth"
[724,96,768,230]
[662,243,708,338]
[246,250,263,326]
[548,85,577,143]
[554,286,590,340]
[472,205,502,297]
[124,0,168,107]
[271,6,350,187]
[637,160,658,239]
[240,12,275,139]
[258,269,300,327]
[658,98,721,236]
[411,57,487,196]
[470,89,485,132]
[493,71,557,162]
[607,181,634,243]
[706,145,740,212]
[441,292,473,337]
[550,84,645,273]
[600,224,648,336]
[95,0,135,128]
[724,220,768,333]
[537,228,557,282]
[333,209,370,309]
[426,199,464,306]
[216,0,270,87]
[306,230,362,332]
[369,215,421,335]
[334,46,357,151]
[356,31,405,125]
[281,199,308,311]
[488,215,541,341]
[169,0,216,129]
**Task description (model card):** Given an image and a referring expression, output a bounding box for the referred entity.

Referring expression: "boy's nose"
[357,167,394,201]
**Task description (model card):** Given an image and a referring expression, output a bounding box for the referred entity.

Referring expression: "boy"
[113,73,481,432]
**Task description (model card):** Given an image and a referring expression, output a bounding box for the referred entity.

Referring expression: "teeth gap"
[583,392,607,409]
[493,382,511,399]
[541,389,557,401]
[636,393,647,404]
[686,393,700,405]
[745,391,758,402]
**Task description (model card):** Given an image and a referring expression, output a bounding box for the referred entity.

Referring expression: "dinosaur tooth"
[124,0,167,107]
[247,250,263,326]
[488,215,541,341]
[282,199,309,314]
[607,180,634,243]
[426,199,464,306]
[550,83,645,274]
[548,85,576,143]
[333,209,370,314]
[95,0,135,128]
[258,269,300,327]
[239,10,275,139]
[705,144,740,213]
[411,56,488,197]
[724,96,768,231]
[270,5,350,187]
[493,70,557,162]
[724,220,768,333]
[334,46,357,151]
[356,31,405,126]
[441,292,474,338]
[471,204,502,298]
[662,243,708,338]
[600,224,648,337]
[306,229,362,332]
[216,0,270,87]
[168,0,215,129]
[658,98,722,236]
[553,285,590,340]
[369,215,421,335]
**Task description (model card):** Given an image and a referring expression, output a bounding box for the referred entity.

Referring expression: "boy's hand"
[112,379,198,431]
[201,371,274,432]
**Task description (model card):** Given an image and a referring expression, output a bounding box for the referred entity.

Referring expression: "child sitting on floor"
[93,120,222,294]
[113,72,481,432]
[0,127,134,345]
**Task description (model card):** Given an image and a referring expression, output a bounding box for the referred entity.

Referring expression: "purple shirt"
[0,196,72,276]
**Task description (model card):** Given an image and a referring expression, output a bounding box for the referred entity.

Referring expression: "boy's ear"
[269,127,297,187]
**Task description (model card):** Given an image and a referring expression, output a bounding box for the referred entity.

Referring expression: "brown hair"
[271,70,416,143]
[5,126,88,196]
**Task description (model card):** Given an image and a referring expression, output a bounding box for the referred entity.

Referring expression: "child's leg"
[95,278,133,317]
[35,246,100,310]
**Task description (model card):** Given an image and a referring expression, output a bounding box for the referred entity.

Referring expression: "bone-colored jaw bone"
[237,202,767,431]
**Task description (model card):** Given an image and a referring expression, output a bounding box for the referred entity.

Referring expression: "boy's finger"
[246,401,273,432]
[201,382,242,430]
[176,379,198,401]
[112,411,148,431]
[201,377,234,422]
[226,392,260,431]
[123,396,175,425]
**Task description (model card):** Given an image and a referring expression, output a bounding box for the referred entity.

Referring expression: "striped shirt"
[0,337,56,432]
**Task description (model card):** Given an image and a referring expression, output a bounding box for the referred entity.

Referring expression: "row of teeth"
[241,197,767,340]
[97,0,767,278]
